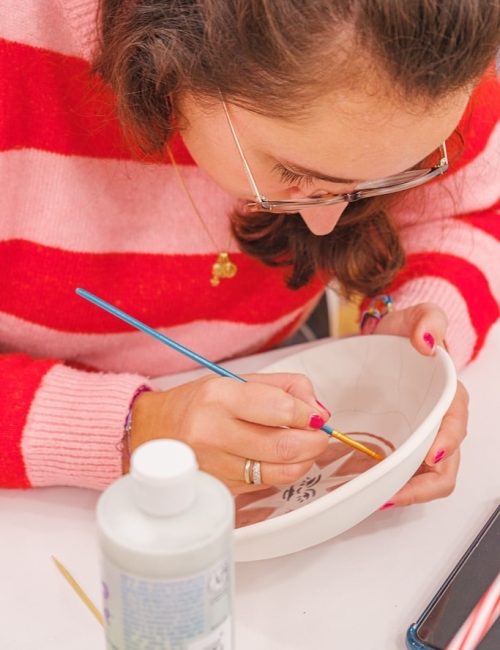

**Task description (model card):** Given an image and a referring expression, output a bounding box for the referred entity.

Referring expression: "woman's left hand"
[369,302,469,507]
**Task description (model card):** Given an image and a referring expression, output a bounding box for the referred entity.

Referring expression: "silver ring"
[251,460,262,485]
[244,458,252,484]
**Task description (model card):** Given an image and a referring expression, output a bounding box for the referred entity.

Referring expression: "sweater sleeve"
[386,72,500,371]
[0,354,152,489]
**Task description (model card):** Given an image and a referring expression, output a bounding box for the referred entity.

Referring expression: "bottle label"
[101,555,233,650]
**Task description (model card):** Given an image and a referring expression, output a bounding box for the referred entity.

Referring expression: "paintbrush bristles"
[330,430,384,461]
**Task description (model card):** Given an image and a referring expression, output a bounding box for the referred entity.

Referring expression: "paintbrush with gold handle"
[76,288,383,461]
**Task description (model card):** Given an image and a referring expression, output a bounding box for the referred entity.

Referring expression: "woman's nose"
[284,185,349,235]
[298,202,348,235]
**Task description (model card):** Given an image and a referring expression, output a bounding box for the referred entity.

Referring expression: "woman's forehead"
[235,89,469,180]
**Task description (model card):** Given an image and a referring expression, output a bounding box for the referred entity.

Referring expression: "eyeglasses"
[221,101,448,214]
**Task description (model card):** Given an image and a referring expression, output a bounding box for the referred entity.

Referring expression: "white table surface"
[1,325,499,650]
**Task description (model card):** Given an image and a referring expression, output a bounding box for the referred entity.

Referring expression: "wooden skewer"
[52,556,104,627]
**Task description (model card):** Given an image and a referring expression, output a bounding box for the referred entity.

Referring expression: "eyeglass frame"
[221,101,448,214]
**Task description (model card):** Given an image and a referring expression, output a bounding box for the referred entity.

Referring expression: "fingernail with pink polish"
[433,449,445,464]
[423,332,436,351]
[380,502,395,510]
[316,400,332,418]
[361,317,378,335]
[309,414,325,429]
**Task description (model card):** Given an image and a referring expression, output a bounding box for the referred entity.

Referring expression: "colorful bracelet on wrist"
[360,294,393,334]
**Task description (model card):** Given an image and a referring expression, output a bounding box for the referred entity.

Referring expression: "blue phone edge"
[406,624,435,650]
[405,504,500,650]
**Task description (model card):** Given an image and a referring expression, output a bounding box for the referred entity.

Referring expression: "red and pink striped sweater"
[1,1,499,490]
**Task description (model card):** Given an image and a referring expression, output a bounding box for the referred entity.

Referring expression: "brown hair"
[94,1,500,296]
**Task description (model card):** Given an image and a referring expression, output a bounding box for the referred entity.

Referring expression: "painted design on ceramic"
[282,474,322,503]
[235,433,395,528]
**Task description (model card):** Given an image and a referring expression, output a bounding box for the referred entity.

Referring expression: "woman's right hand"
[128,373,331,494]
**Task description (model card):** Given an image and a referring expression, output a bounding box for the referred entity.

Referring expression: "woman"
[0,1,498,506]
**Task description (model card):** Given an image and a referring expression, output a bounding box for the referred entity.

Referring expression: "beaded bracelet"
[360,294,393,334]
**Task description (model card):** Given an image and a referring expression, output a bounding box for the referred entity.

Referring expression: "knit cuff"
[21,364,153,489]
[390,276,476,371]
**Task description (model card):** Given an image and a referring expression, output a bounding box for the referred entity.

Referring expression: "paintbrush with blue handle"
[76,288,383,461]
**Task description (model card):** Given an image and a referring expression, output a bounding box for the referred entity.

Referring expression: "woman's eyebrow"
[281,160,358,184]
[282,154,427,185]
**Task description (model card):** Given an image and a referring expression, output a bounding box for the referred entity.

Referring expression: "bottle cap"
[131,439,198,516]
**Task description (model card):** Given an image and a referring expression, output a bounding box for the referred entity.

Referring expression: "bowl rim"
[234,335,457,541]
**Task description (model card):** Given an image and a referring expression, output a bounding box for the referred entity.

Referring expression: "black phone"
[406,504,500,650]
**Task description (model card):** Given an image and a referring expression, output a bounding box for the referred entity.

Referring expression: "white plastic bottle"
[97,439,234,650]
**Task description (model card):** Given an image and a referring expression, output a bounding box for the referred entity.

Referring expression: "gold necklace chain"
[166,145,238,287]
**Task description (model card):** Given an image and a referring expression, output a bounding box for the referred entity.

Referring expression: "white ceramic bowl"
[233,335,456,562]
